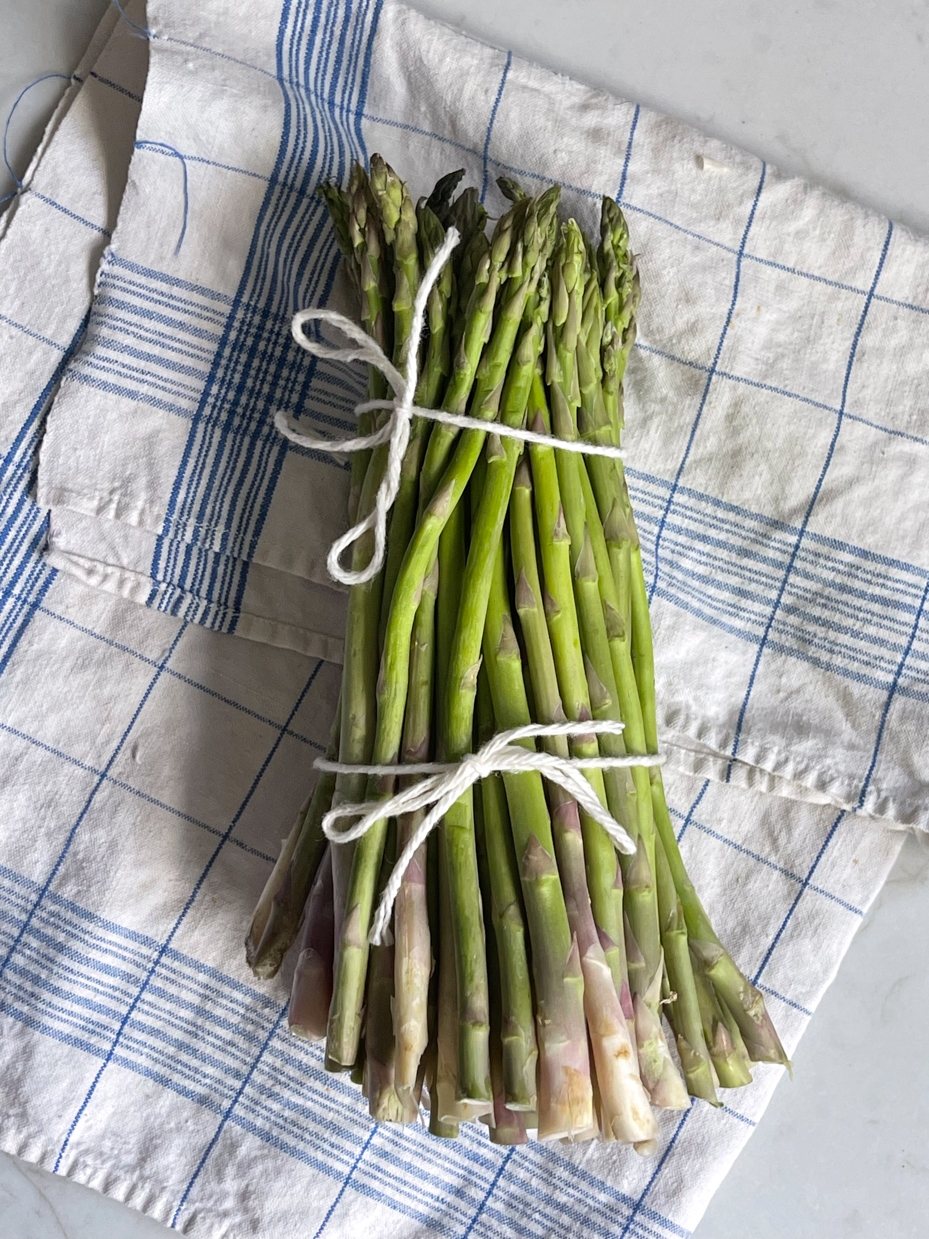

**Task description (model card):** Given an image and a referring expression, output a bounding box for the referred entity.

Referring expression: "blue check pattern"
[0,1,914,1236]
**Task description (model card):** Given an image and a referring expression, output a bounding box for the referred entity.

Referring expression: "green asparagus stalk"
[393,198,490,1095]
[426,874,458,1135]
[393,560,439,1107]
[433,821,461,1132]
[287,847,335,1040]
[432,499,468,1132]
[448,199,490,362]
[523,368,685,1111]
[575,260,712,1108]
[439,215,554,1102]
[474,687,534,1141]
[365,816,417,1121]
[246,699,340,978]
[424,168,466,222]
[569,255,658,919]
[482,540,593,1139]
[378,202,453,644]
[434,501,490,1122]
[369,154,420,368]
[654,830,718,1104]
[322,172,393,1038]
[597,195,638,448]
[485,897,531,1146]
[539,230,684,1108]
[692,950,754,1089]
[524,371,624,960]
[344,168,393,522]
[537,225,640,961]
[496,174,528,203]
[511,448,629,991]
[476,670,537,1112]
[391,187,489,1100]
[508,458,656,1144]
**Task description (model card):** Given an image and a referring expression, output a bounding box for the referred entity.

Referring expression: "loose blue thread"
[1,73,72,205]
[135,141,189,255]
[112,0,153,39]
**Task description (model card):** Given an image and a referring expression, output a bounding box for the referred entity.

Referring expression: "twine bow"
[316,720,663,944]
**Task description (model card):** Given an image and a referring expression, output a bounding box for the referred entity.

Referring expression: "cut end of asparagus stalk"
[533,935,592,1141]
[690,939,792,1069]
[632,994,690,1111]
[288,951,332,1041]
[245,797,307,977]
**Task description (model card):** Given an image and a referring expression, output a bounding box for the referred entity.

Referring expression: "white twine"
[277,226,627,587]
[315,719,664,945]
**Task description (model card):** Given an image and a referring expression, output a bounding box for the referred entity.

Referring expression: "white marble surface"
[2,1,929,1236]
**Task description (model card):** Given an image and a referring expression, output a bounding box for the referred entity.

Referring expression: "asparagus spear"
[654,830,718,1104]
[269,170,392,991]
[391,188,492,1102]
[345,167,394,522]
[525,327,684,1108]
[432,501,468,1133]
[484,862,531,1147]
[434,501,489,1123]
[366,818,416,1121]
[448,194,490,363]
[424,168,466,222]
[392,561,438,1108]
[570,247,674,1032]
[496,174,528,203]
[474,684,535,1138]
[246,699,340,978]
[287,848,335,1040]
[434,822,462,1132]
[440,205,555,1102]
[476,670,537,1112]
[369,154,420,367]
[508,457,656,1144]
[692,949,754,1089]
[376,201,451,643]
[482,540,593,1139]
[323,173,393,1038]
[538,225,638,951]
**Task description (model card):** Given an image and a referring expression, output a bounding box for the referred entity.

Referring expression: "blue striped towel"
[0,1,914,1235]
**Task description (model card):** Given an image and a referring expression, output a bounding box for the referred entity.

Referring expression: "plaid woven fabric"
[0,2,914,1236]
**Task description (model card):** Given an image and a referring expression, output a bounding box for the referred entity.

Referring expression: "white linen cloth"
[0,2,915,1236]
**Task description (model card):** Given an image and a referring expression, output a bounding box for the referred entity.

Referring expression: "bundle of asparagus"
[246,157,788,1148]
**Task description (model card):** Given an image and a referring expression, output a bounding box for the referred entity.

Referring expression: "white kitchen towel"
[35,0,929,835]
[0,6,911,1239]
